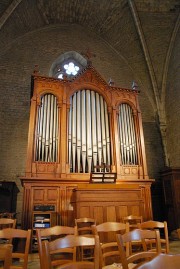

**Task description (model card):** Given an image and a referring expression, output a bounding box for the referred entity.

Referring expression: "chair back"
[92,222,129,267]
[75,218,96,236]
[0,228,31,269]
[123,215,142,230]
[42,234,100,269]
[138,220,169,253]
[137,253,180,269]
[75,218,97,261]
[36,225,75,268]
[116,229,161,269]
[0,218,16,229]
[0,218,17,244]
[0,244,12,269]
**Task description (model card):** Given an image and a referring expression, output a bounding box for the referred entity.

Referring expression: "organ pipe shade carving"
[68,90,111,173]
[35,94,59,162]
[117,103,138,165]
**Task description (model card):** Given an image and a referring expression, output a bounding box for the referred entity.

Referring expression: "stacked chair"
[75,218,96,261]
[116,229,162,269]
[42,234,100,269]
[0,228,31,269]
[92,222,129,268]
[0,212,171,269]
[0,218,17,230]
[123,215,143,231]
[138,220,169,253]
[36,225,76,268]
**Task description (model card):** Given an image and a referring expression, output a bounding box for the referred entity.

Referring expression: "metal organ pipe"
[91,91,98,171]
[53,96,58,162]
[35,94,59,162]
[118,103,138,165]
[81,90,87,173]
[68,97,72,170]
[49,95,54,162]
[96,93,102,172]
[72,93,77,172]
[100,95,107,168]
[104,102,111,169]
[68,90,111,173]
[86,90,92,173]
[76,91,81,173]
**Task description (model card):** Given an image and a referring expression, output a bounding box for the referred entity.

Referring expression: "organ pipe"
[96,93,102,171]
[72,93,77,172]
[35,94,59,162]
[76,91,81,173]
[118,103,138,165]
[68,89,111,173]
[81,90,87,173]
[91,91,98,171]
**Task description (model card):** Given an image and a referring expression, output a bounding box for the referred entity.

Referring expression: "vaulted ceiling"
[0,0,179,127]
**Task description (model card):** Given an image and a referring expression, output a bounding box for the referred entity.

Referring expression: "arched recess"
[49,51,87,79]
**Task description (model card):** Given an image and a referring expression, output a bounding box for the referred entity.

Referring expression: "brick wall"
[166,28,180,167]
[0,24,167,223]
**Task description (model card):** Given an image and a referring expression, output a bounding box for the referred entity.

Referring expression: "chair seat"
[103,262,136,268]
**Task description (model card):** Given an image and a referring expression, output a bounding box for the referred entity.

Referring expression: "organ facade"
[21,63,153,229]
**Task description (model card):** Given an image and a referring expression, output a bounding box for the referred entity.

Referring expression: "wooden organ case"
[21,65,154,229]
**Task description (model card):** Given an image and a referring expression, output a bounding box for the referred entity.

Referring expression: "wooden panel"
[130,205,141,217]
[117,206,128,220]
[20,179,153,230]
[106,206,116,222]
[92,206,104,224]
[46,188,59,201]
[79,206,91,218]
[75,183,153,224]
[33,188,45,201]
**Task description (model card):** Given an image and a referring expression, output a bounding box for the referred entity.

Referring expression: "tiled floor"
[26,239,180,269]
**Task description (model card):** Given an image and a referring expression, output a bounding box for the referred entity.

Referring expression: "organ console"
[21,63,154,229]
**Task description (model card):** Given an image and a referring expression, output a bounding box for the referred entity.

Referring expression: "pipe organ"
[21,64,153,229]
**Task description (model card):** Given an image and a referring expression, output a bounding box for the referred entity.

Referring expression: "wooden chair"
[36,225,76,269]
[116,229,161,269]
[92,222,129,268]
[0,218,17,244]
[0,218,16,229]
[138,220,169,253]
[137,253,180,269]
[0,228,31,269]
[123,215,143,230]
[42,234,100,269]
[0,244,12,269]
[75,218,96,261]
[75,218,96,236]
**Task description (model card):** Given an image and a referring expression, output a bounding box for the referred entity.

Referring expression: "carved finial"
[33,64,40,75]
[132,81,138,90]
[108,78,115,86]
[81,48,96,65]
